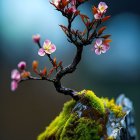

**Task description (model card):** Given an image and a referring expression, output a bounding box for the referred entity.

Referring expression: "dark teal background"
[0,0,140,139]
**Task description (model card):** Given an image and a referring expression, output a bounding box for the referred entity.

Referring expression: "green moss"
[102,98,126,118]
[60,114,102,140]
[78,90,105,115]
[38,100,76,140]
[38,90,126,140]
[107,136,115,140]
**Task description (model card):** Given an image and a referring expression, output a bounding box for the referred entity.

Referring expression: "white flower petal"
[95,49,101,55]
[98,2,108,13]
[101,45,107,53]
[38,48,45,56]
[11,69,21,81]
[94,13,101,19]
[96,39,102,46]
[94,44,98,49]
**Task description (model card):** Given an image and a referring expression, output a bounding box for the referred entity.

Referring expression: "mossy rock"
[38,90,126,140]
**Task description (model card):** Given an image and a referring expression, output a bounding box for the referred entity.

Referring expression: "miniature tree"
[10,1,138,140]
[11,1,111,99]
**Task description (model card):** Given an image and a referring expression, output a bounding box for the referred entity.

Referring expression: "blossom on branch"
[10,1,112,101]
[38,40,56,56]
[93,39,110,55]
[11,69,21,81]
[11,80,18,91]
[11,69,21,91]
[93,2,108,19]
[52,0,61,7]
[18,61,26,71]
[11,61,30,91]
[32,34,40,43]
[51,0,79,16]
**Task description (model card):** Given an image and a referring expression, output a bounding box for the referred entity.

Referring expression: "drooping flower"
[93,39,110,55]
[11,69,21,91]
[32,34,40,43]
[11,69,21,81]
[94,2,108,19]
[11,80,18,91]
[38,40,56,56]
[18,61,26,71]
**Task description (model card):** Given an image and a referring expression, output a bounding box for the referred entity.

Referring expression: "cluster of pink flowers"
[10,1,112,92]
[11,61,27,91]
[94,2,108,19]
[92,2,111,55]
[32,35,56,56]
[51,0,85,15]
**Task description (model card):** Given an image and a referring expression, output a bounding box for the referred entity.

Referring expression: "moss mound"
[38,90,125,140]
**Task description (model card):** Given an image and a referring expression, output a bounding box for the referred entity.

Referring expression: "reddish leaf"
[80,14,90,27]
[32,61,38,70]
[98,26,107,36]
[62,0,69,7]
[58,61,62,66]
[48,68,55,77]
[71,29,76,35]
[101,35,111,39]
[40,67,47,77]
[104,39,112,44]
[59,25,68,35]
[92,6,98,15]
[102,16,111,22]
[57,61,63,68]
[75,10,80,16]
[53,57,57,67]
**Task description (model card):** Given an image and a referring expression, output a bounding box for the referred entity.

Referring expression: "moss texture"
[38,90,125,140]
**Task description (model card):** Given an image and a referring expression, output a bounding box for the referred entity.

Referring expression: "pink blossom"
[66,6,77,14]
[52,0,61,6]
[32,34,40,43]
[11,80,18,91]
[98,2,108,13]
[38,40,56,56]
[18,61,26,70]
[38,48,46,56]
[94,39,109,55]
[11,69,21,81]
[94,2,108,19]
[71,0,76,6]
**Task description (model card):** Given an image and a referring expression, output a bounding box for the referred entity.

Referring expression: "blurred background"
[0,0,140,139]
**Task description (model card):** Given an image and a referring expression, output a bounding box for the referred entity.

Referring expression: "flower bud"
[32,34,40,43]
[18,61,26,70]
[32,61,38,70]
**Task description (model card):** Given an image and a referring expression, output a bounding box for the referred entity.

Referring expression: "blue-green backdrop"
[0,0,140,139]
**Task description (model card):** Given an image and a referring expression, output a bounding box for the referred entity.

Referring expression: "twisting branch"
[11,0,111,101]
[20,76,54,83]
[54,45,83,100]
